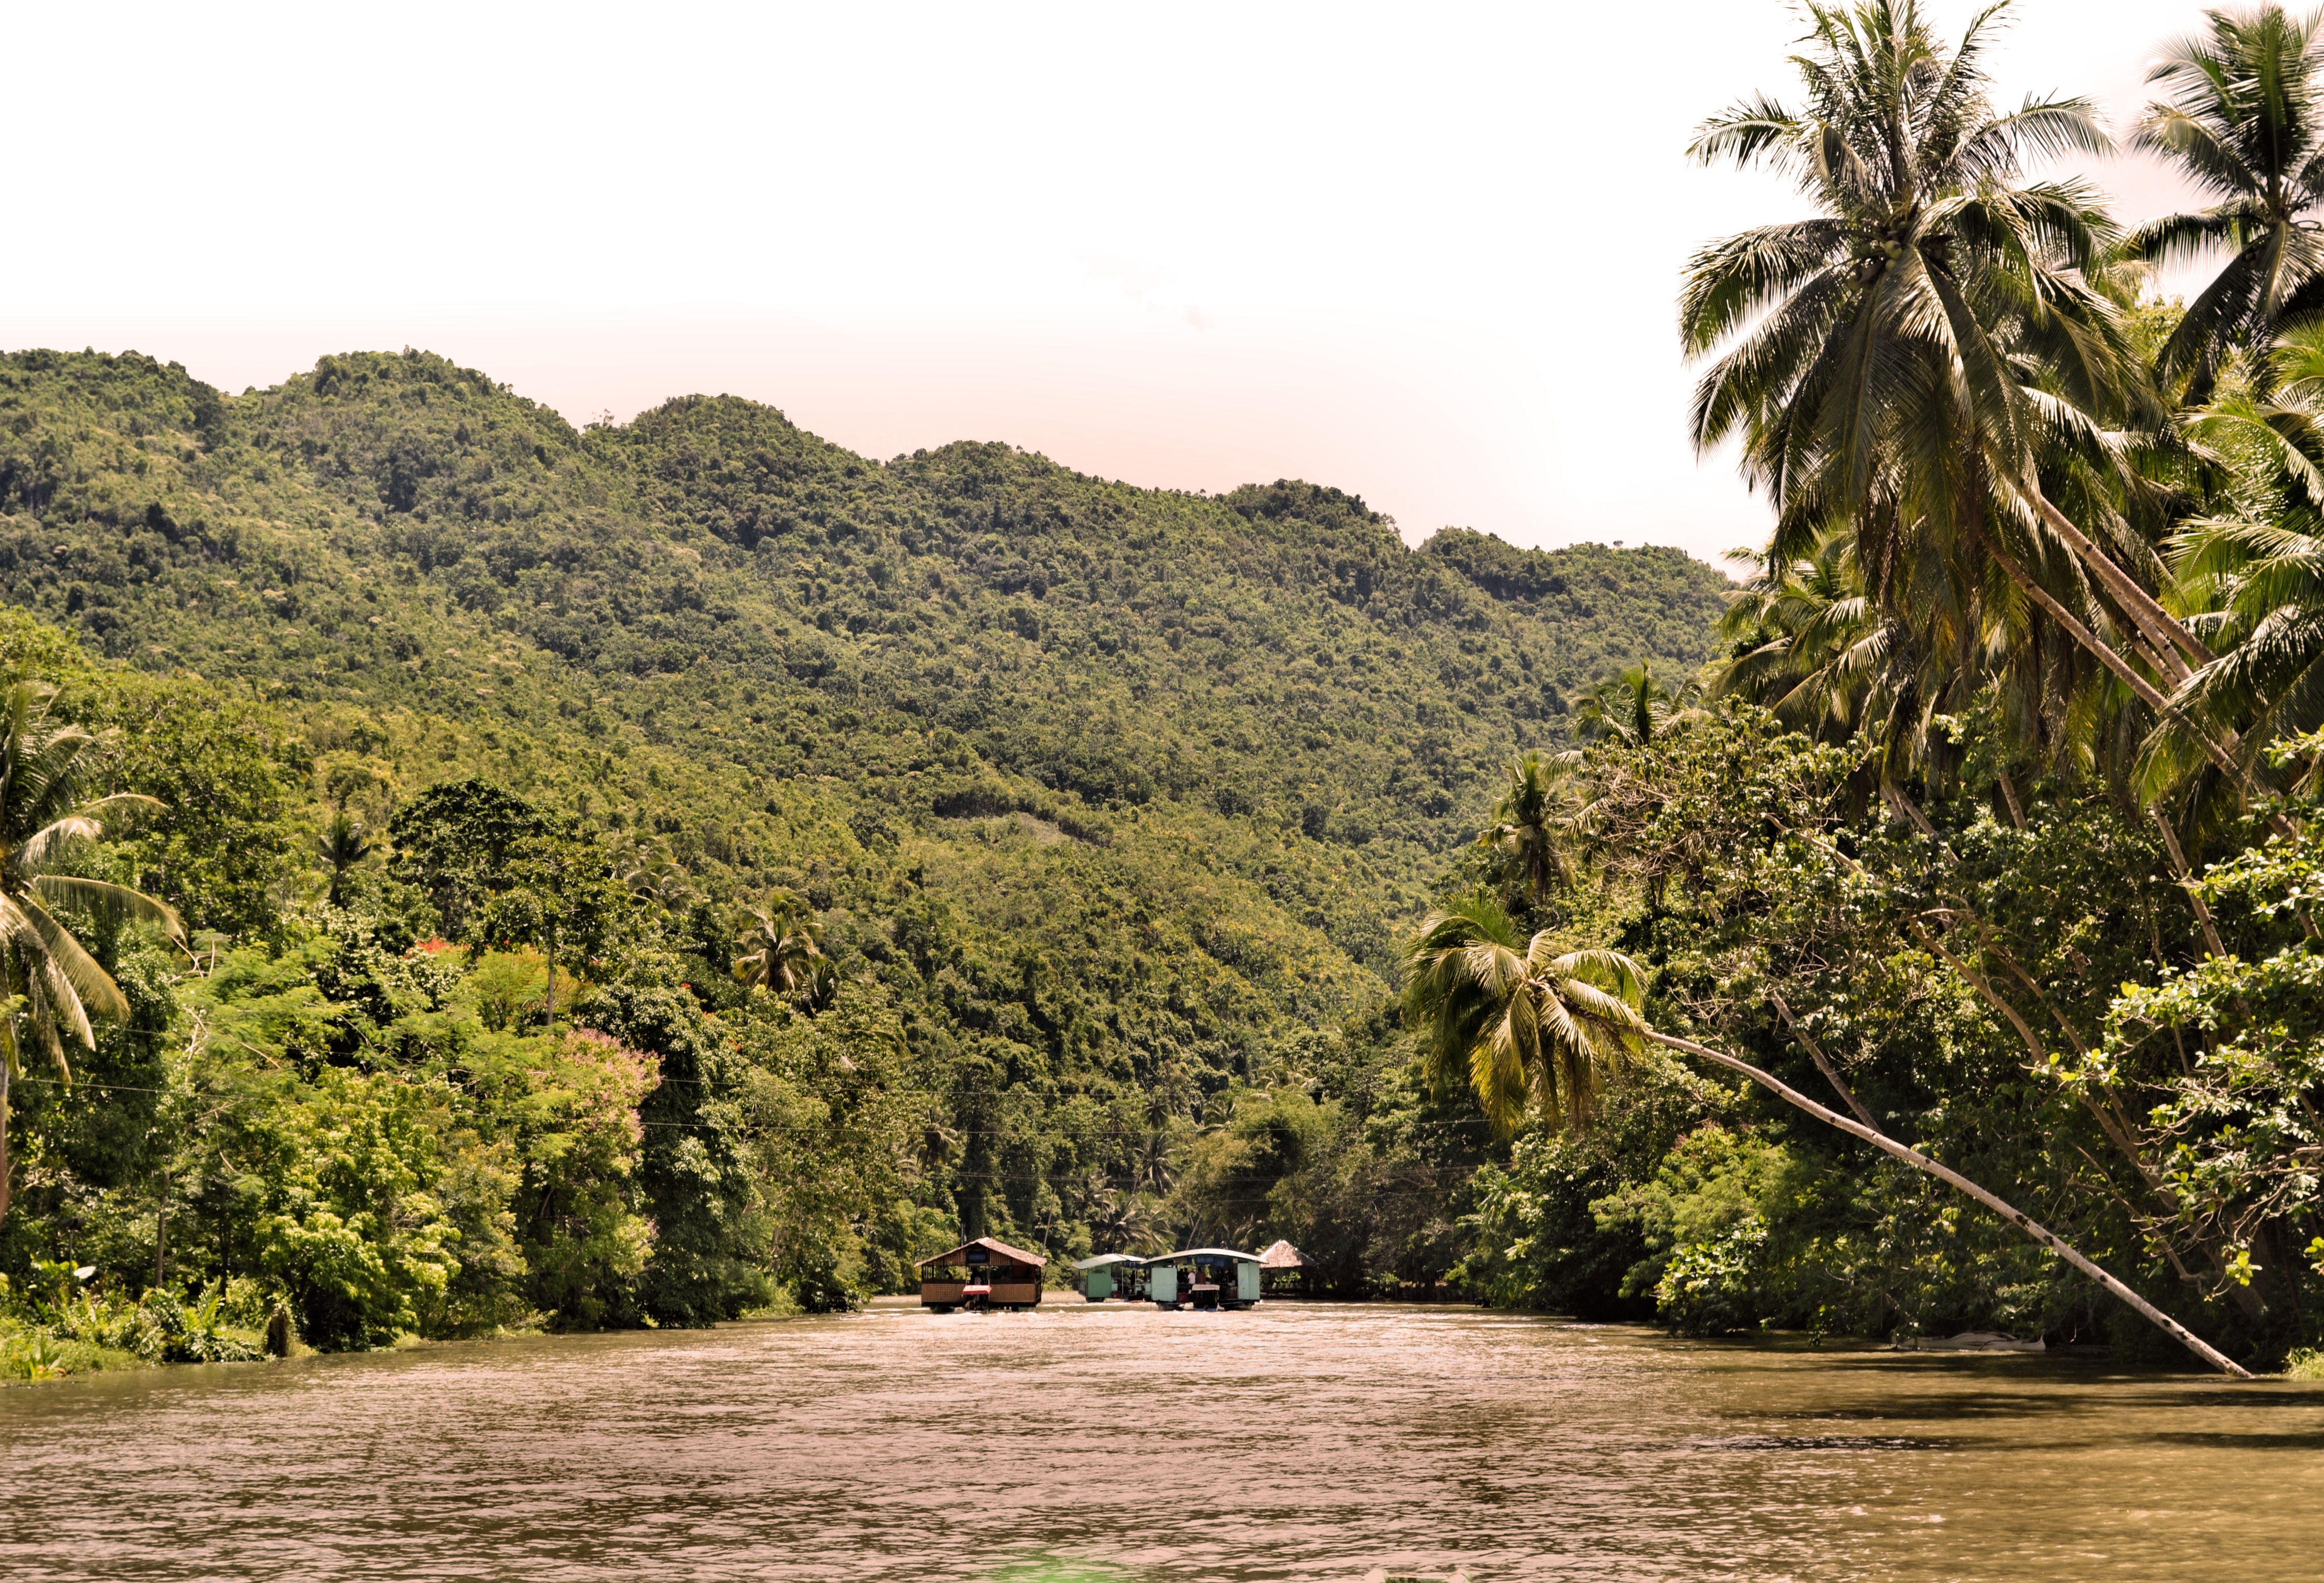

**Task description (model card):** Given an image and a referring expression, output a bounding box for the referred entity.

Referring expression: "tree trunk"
[2152,811,2232,962]
[1768,990,1881,1130]
[0,997,16,1225]
[1996,770,2027,830]
[1984,538,2271,806]
[1641,1026,2253,1378]
[2019,480,2212,677]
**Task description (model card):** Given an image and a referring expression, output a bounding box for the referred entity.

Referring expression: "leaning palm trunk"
[2020,481,2210,679]
[1983,534,2277,809]
[1643,1026,2251,1378]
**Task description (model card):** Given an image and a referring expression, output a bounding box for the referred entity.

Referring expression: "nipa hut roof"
[1257,1239,1309,1269]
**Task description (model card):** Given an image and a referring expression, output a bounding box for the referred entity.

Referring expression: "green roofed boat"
[1145,1248,1262,1311]
[1071,1252,1148,1302]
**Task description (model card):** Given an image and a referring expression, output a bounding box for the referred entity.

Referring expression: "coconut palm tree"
[619,839,697,917]
[1399,893,1646,1136]
[1132,1127,1179,1197]
[1402,877,2252,1375]
[1086,1180,1154,1255]
[316,810,373,907]
[0,681,185,1220]
[2132,5,2324,395]
[1476,749,1589,903]
[1683,0,2228,735]
[731,894,826,1000]
[1716,529,1898,739]
[2149,322,2324,789]
[1573,663,1699,749]
[1714,531,1981,791]
[1641,1020,2251,1376]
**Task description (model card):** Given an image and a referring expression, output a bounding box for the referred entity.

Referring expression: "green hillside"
[0,346,1726,1321]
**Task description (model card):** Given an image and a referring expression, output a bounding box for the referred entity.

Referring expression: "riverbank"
[17,1293,2324,1389]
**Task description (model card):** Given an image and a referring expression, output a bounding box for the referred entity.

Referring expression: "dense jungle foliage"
[14,0,2324,1385]
[0,332,1724,1364]
[1395,0,2324,1378]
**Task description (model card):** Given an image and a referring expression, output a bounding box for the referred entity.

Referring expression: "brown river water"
[4,1298,2320,1581]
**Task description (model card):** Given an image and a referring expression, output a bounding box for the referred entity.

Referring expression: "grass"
[2282,1348,2324,1381]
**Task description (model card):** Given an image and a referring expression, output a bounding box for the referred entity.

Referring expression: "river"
[4,1299,2319,1581]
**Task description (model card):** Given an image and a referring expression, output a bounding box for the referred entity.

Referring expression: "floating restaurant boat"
[1071,1252,1148,1302]
[916,1237,1045,1312]
[1146,1247,1262,1311]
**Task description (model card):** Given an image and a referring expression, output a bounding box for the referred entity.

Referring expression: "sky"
[4,0,2231,566]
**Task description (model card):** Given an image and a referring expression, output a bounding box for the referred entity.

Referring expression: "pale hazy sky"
[6,1,2222,564]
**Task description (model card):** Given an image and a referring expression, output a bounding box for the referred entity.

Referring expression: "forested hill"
[0,346,1724,1309]
[0,347,1724,972]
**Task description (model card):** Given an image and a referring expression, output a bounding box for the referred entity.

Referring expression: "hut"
[1146,1248,1262,1310]
[1072,1252,1148,1302]
[916,1237,1046,1312]
[1257,1239,1310,1296]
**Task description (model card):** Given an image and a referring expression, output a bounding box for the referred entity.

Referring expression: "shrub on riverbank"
[0,1326,144,1381]
[0,1272,274,1379]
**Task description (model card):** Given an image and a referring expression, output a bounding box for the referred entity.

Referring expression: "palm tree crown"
[1682,0,2253,789]
[317,810,373,907]
[1716,529,1897,741]
[1400,893,1645,1136]
[1684,0,2124,546]
[1476,749,1589,903]
[2132,5,2324,392]
[0,681,185,1218]
[2153,323,2324,788]
[1574,662,1699,748]
[732,894,827,1000]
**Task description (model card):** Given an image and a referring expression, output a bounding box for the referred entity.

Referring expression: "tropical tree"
[1716,529,1896,740]
[488,825,630,1031]
[1638,1020,2252,1376]
[1400,892,1646,1136]
[387,778,545,941]
[2149,322,2324,793]
[1086,1182,1154,1255]
[1573,662,1699,749]
[1408,813,2252,1374]
[618,838,697,917]
[1681,0,2235,769]
[0,680,186,1220]
[1131,1127,1180,1198]
[2132,4,2324,394]
[316,810,373,907]
[1475,750,1588,903]
[1712,529,2008,794]
[732,895,826,1002]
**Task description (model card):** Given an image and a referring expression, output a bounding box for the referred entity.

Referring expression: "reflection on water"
[4,1300,2320,1581]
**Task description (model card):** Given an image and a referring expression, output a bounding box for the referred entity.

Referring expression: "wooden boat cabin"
[917,1237,1045,1312]
[1072,1252,1148,1302]
[1147,1248,1262,1311]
